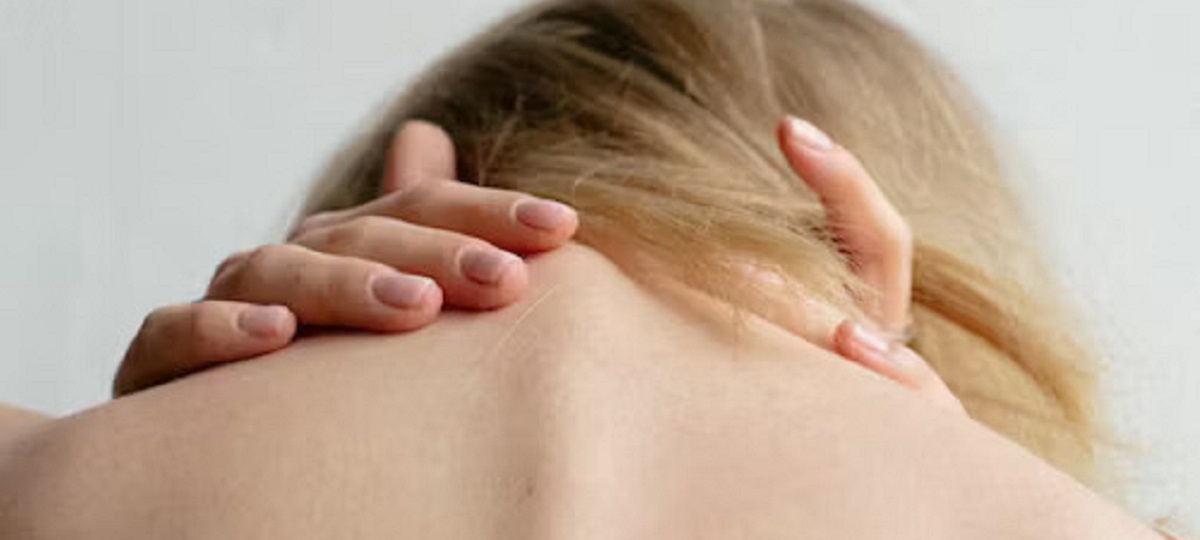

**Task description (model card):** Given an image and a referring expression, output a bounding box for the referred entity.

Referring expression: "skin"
[0,119,1165,537]
[113,118,955,405]
[112,122,580,396]
[0,242,1158,539]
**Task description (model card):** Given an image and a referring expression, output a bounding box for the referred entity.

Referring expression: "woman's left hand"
[777,115,964,414]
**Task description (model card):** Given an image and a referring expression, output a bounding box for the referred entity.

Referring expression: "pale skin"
[0,120,1169,538]
[112,118,957,407]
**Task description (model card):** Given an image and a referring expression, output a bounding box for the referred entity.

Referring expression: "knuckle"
[322,216,391,254]
[290,213,328,240]
[321,227,357,254]
[137,306,179,338]
[392,180,439,209]
[212,245,300,297]
[351,215,391,238]
[212,250,252,281]
[247,244,303,269]
[385,182,446,222]
[207,267,241,298]
[289,226,321,249]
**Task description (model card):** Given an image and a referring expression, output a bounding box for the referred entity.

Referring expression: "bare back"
[0,245,1154,539]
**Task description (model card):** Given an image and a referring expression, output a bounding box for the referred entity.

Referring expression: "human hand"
[113,121,578,397]
[777,115,963,414]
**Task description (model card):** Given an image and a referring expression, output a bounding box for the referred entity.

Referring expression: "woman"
[0,0,1185,537]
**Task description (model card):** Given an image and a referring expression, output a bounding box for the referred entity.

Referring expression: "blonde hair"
[302,0,1102,485]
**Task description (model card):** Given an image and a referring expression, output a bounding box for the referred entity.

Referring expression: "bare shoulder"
[0,403,49,443]
[0,402,51,473]
[0,245,1164,539]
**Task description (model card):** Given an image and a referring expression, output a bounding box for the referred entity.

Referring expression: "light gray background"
[1,0,1195,529]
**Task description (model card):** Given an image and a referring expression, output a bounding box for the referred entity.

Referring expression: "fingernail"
[847,322,892,356]
[513,199,577,231]
[787,115,835,152]
[371,273,435,309]
[238,305,289,339]
[460,248,521,285]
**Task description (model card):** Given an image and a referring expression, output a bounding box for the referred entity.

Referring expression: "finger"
[291,119,578,251]
[294,182,578,254]
[736,259,843,348]
[212,249,252,284]
[207,244,444,331]
[833,320,965,414]
[777,116,913,333]
[292,216,528,310]
[383,120,457,192]
[114,301,297,397]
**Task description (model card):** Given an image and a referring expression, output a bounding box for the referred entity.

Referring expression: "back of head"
[303,0,1102,485]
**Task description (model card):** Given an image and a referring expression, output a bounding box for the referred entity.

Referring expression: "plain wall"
[1,0,1195,530]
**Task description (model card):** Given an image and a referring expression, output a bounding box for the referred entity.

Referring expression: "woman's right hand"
[113,121,579,397]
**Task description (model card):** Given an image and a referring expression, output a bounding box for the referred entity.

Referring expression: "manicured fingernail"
[460,248,521,285]
[513,199,577,231]
[371,273,434,309]
[847,322,892,356]
[787,115,835,152]
[238,305,289,339]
